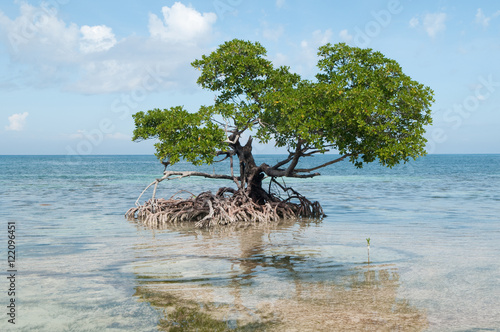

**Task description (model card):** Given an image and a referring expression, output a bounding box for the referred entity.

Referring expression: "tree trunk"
[231,135,268,203]
[246,170,267,204]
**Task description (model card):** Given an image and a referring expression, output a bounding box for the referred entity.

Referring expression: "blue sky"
[0,0,499,155]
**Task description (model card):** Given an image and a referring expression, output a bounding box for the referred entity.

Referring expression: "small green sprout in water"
[366,238,371,264]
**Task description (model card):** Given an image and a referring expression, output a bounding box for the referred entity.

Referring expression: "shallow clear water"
[1,154,499,331]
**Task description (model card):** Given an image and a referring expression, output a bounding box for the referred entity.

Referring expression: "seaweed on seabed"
[134,287,275,331]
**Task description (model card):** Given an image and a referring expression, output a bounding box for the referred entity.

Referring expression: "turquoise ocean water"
[1,154,499,331]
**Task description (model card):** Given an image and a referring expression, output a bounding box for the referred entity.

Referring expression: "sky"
[0,0,499,156]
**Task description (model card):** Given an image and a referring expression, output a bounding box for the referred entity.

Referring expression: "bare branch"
[256,117,267,127]
[214,150,235,163]
[271,142,333,171]
[160,171,238,182]
[303,148,332,157]
[229,154,241,188]
[244,135,253,148]
[224,119,241,144]
[225,134,240,144]
[260,163,320,178]
[271,177,300,196]
[294,153,352,173]
[271,153,295,169]
[135,180,158,206]
[210,117,226,127]
[285,139,303,176]
[288,173,320,178]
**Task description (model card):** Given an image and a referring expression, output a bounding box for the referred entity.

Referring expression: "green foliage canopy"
[132,39,433,175]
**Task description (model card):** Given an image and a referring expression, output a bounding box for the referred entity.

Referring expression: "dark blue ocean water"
[1,154,499,331]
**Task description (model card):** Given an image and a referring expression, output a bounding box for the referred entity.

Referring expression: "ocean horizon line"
[1,153,500,157]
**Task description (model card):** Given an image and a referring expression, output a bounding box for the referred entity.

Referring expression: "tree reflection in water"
[132,220,427,331]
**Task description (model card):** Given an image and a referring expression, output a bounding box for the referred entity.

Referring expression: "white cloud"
[297,29,333,75]
[339,29,353,43]
[5,112,29,131]
[0,3,80,62]
[409,13,447,38]
[272,52,288,67]
[71,60,142,93]
[423,13,447,38]
[0,3,218,94]
[80,25,116,53]
[0,3,117,80]
[148,2,216,44]
[409,17,419,28]
[68,130,85,140]
[68,131,129,140]
[262,23,285,41]
[312,29,332,45]
[475,8,500,28]
[475,8,490,27]
[105,132,129,140]
[276,0,286,9]
[468,83,488,101]
[68,41,197,94]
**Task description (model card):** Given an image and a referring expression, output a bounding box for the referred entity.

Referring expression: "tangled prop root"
[126,188,324,228]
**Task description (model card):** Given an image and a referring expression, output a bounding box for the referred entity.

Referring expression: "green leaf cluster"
[192,39,300,130]
[314,43,434,167]
[132,106,226,165]
[260,43,433,167]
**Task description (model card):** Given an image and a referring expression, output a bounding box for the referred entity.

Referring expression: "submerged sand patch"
[135,264,427,331]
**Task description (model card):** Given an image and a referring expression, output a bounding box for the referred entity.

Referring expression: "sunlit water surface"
[1,155,499,331]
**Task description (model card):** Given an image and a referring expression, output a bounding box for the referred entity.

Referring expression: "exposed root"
[126,189,324,228]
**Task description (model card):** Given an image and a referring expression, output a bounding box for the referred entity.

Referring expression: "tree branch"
[302,146,336,157]
[229,153,241,188]
[160,171,238,182]
[294,153,352,173]
[260,163,320,178]
[271,153,294,170]
[214,150,235,163]
[285,139,303,176]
